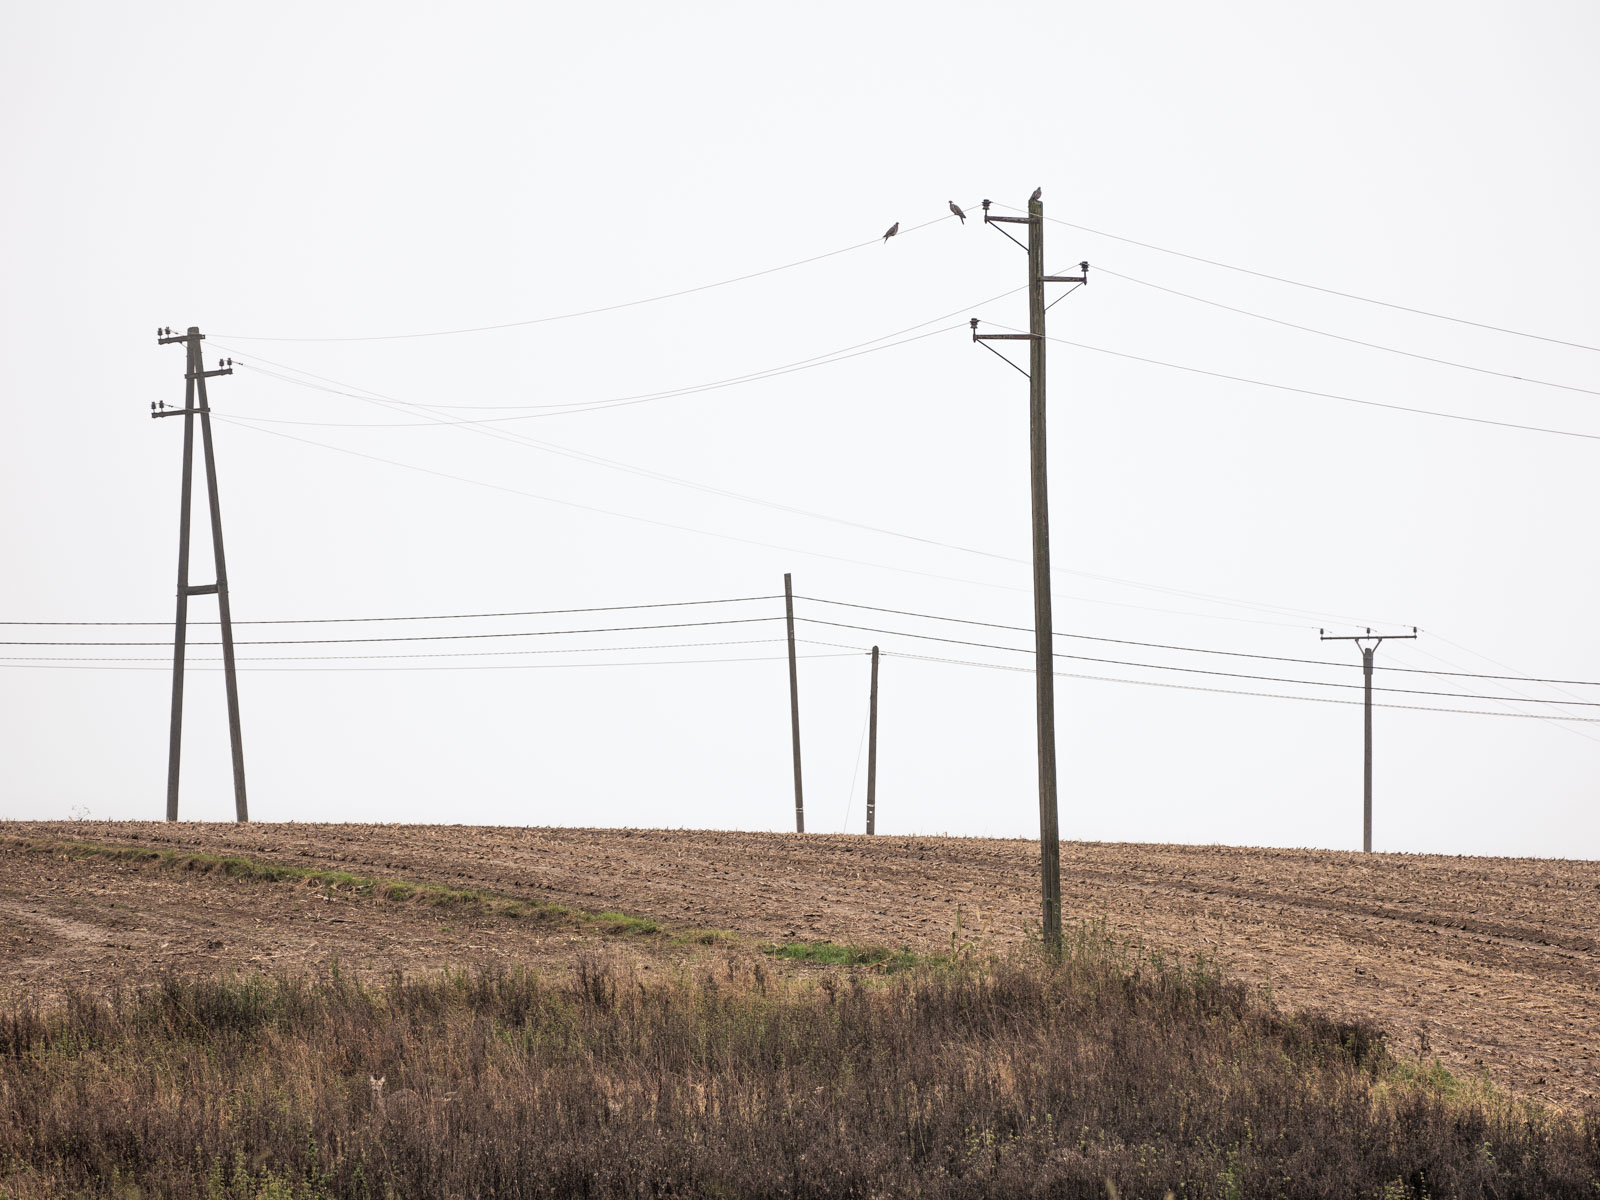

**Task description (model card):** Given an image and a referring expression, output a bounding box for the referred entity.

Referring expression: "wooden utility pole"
[1319,626,1417,852]
[784,572,804,832]
[866,645,880,835]
[973,192,1088,955]
[154,327,248,822]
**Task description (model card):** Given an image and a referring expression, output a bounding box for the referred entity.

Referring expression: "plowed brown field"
[4,821,1598,1108]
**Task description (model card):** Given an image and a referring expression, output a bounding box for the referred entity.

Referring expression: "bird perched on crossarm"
[949,201,966,223]
[1030,186,1042,203]
[882,222,899,243]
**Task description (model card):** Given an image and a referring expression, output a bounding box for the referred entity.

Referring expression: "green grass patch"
[0,835,576,926]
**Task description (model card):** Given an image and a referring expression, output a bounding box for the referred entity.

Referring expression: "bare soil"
[4,821,1598,1107]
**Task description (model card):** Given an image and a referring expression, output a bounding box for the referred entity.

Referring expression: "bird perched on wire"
[948,201,966,223]
[882,222,899,243]
[1030,186,1042,203]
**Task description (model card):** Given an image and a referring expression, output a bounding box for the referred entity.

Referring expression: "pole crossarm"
[1320,627,1420,648]
[982,200,1032,251]
[970,319,1032,379]
[1043,264,1090,284]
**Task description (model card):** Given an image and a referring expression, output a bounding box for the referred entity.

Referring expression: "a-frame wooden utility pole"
[153,326,248,822]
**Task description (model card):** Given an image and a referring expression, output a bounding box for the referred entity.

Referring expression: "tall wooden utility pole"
[865,645,880,835]
[972,191,1088,955]
[1319,627,1417,852]
[784,572,804,832]
[153,327,248,822]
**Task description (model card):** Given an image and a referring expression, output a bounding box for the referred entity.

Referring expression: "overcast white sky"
[3,2,1598,859]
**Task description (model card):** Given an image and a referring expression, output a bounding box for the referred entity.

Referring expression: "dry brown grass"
[2,926,1597,1199]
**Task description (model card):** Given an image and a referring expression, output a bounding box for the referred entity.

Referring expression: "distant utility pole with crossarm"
[1319,626,1417,852]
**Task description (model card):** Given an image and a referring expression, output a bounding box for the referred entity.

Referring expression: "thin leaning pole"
[865,645,880,835]
[784,573,804,832]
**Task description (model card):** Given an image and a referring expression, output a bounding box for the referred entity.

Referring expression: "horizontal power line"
[13,589,1597,690]
[213,207,965,343]
[216,337,1400,633]
[0,616,782,649]
[1099,267,1600,400]
[797,616,1600,708]
[1011,204,1600,355]
[798,595,1361,670]
[211,415,1373,629]
[878,648,1600,724]
[810,594,1600,689]
[0,595,778,628]
[0,649,862,674]
[222,319,968,423]
[1005,324,1600,444]
[223,390,1369,632]
[0,637,788,663]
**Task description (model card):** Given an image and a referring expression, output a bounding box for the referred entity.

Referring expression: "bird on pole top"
[948,201,966,223]
[1030,186,1042,203]
[882,222,899,243]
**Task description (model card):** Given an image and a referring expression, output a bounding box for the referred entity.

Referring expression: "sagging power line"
[1018,205,1600,355]
[12,594,1600,706]
[215,207,970,343]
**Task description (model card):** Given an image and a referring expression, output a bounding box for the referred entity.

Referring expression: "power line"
[802,594,1600,691]
[0,637,788,663]
[1011,205,1600,355]
[214,208,966,344]
[13,586,1598,690]
[16,588,1597,689]
[227,353,1381,627]
[217,338,1398,633]
[213,412,1373,628]
[1099,267,1600,400]
[1007,324,1600,444]
[1381,639,1600,748]
[798,594,1361,670]
[807,596,1600,692]
[210,413,1055,598]
[0,649,864,673]
[796,616,1600,707]
[0,615,783,649]
[221,319,971,423]
[876,648,1600,724]
[0,595,778,628]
